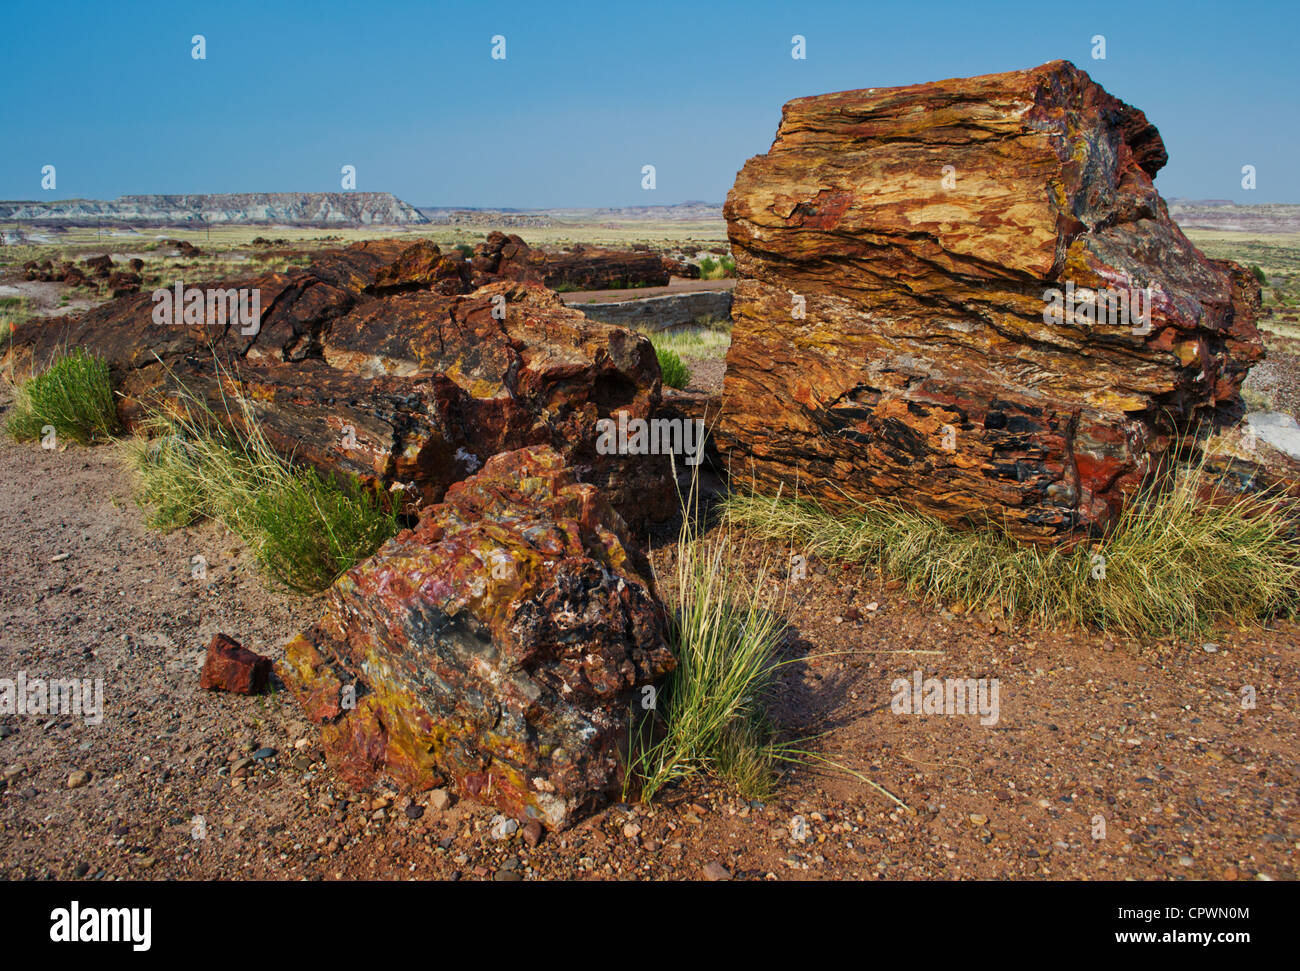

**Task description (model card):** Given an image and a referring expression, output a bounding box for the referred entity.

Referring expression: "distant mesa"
[1166,199,1300,234]
[414,201,725,228]
[0,192,428,227]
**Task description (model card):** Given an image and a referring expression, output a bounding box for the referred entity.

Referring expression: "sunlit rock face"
[718,60,1262,542]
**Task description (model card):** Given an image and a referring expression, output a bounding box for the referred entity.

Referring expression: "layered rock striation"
[718,60,1263,541]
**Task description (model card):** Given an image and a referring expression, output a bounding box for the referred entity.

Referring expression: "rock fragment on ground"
[199,633,272,695]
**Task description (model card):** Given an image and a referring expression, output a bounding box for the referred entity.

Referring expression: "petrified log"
[661,254,701,280]
[471,231,670,291]
[718,60,1263,542]
[280,445,675,829]
[106,270,142,297]
[537,248,669,290]
[3,240,675,528]
[369,239,472,295]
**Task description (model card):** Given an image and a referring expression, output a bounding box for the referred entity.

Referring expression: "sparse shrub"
[1250,264,1268,285]
[6,349,121,445]
[123,374,398,593]
[655,346,691,389]
[723,460,1300,640]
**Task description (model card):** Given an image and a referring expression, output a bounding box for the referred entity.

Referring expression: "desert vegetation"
[654,345,691,389]
[625,478,793,803]
[1,345,398,594]
[120,379,398,594]
[4,348,120,445]
[697,255,736,279]
[644,319,731,362]
[723,459,1300,640]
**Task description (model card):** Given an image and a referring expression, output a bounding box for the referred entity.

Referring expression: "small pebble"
[490,815,519,840]
[790,815,809,842]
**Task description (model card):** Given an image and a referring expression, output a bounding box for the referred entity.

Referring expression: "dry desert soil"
[0,389,1296,882]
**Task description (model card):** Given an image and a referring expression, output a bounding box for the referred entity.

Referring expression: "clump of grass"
[625,495,793,803]
[6,349,121,445]
[249,469,400,594]
[696,255,736,280]
[642,323,731,362]
[723,463,1300,640]
[122,372,398,593]
[654,345,691,389]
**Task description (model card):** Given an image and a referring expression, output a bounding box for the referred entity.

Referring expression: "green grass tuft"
[625,472,798,803]
[6,349,121,445]
[722,464,1300,640]
[642,322,731,363]
[654,345,691,389]
[696,255,736,280]
[249,468,401,594]
[122,373,398,593]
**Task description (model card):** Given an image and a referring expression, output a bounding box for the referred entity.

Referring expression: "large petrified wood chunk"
[2,241,675,528]
[718,60,1263,542]
[280,445,675,830]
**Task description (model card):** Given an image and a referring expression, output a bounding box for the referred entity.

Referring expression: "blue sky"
[1,0,1294,206]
